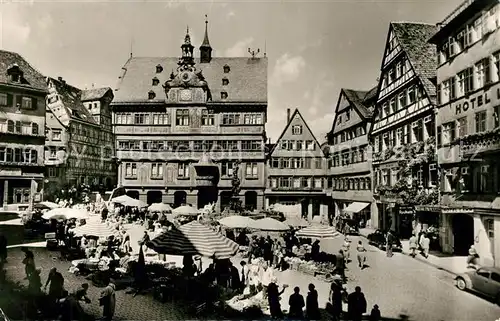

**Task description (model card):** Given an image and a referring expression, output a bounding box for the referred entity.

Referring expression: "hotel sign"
[454,85,500,115]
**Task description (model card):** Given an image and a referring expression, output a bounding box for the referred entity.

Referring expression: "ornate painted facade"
[430,0,500,263]
[265,109,328,220]
[370,22,438,237]
[0,50,47,211]
[112,22,267,210]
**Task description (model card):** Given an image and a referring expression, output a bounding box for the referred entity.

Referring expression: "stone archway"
[244,191,257,211]
[174,191,187,208]
[126,190,140,200]
[452,213,474,255]
[147,191,163,205]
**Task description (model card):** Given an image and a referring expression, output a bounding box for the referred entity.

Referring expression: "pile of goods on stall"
[225,291,268,313]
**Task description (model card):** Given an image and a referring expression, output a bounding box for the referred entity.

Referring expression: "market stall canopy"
[172,205,198,216]
[147,221,239,259]
[218,215,256,229]
[284,217,309,228]
[270,204,301,217]
[42,208,89,220]
[111,195,147,208]
[253,217,289,231]
[148,203,172,213]
[296,225,339,239]
[343,202,370,214]
[34,201,60,210]
[73,220,117,238]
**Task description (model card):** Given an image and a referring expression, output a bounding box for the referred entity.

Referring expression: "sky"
[0,0,462,143]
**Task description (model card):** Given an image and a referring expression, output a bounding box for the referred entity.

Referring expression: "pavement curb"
[356,232,459,277]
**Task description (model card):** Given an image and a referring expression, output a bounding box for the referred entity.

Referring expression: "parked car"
[455,266,500,304]
[342,219,359,235]
[367,229,403,251]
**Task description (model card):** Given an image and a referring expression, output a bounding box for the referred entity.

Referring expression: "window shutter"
[31,97,37,110]
[6,94,13,107]
[15,95,21,108]
[437,126,442,147]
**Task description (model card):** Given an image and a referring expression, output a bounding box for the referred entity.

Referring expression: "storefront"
[415,205,442,251]
[343,201,371,228]
[398,206,415,239]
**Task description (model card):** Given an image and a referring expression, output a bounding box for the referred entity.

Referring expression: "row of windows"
[123,162,259,180]
[330,146,367,167]
[373,116,434,153]
[269,157,323,169]
[438,52,500,104]
[331,124,367,145]
[70,123,100,140]
[270,177,324,189]
[0,93,37,110]
[377,84,424,120]
[336,107,351,125]
[438,106,500,146]
[67,157,113,171]
[0,147,38,164]
[380,57,410,91]
[332,177,371,191]
[374,164,438,189]
[0,119,40,136]
[279,140,315,151]
[438,4,500,64]
[114,111,264,126]
[117,140,263,152]
[443,164,500,194]
[45,128,62,141]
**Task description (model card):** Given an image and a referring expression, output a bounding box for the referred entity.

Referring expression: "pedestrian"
[288,286,305,319]
[44,267,65,302]
[240,261,249,291]
[467,245,480,268]
[329,281,343,321]
[306,283,320,320]
[21,247,36,279]
[385,231,394,258]
[347,286,367,321]
[356,240,367,269]
[267,282,287,319]
[342,237,351,262]
[419,233,430,259]
[101,207,108,221]
[99,281,116,321]
[370,304,381,321]
[335,250,346,283]
[409,234,418,258]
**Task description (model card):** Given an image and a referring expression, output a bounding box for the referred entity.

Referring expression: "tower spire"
[200,14,213,63]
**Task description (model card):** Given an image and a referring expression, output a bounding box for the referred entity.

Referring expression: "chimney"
[57,76,66,86]
[287,108,291,122]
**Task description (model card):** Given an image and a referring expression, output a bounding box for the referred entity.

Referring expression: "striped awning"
[147,221,239,259]
[73,220,117,238]
[296,225,340,239]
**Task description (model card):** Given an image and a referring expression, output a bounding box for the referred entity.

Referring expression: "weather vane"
[248,48,260,58]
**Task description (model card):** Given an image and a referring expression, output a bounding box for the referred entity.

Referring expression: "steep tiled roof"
[113,57,267,104]
[48,77,97,125]
[81,87,111,101]
[343,88,377,119]
[391,22,438,104]
[0,50,47,91]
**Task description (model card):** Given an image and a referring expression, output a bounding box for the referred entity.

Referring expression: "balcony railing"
[458,131,500,156]
[270,186,324,192]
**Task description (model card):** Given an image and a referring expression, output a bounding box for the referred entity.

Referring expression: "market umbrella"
[72,220,117,238]
[147,221,239,259]
[148,203,172,213]
[111,195,147,208]
[252,217,289,231]
[172,205,198,216]
[34,201,60,210]
[42,208,89,220]
[284,217,309,228]
[296,225,339,239]
[218,215,256,229]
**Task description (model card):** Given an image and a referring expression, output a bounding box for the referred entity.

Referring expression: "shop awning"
[343,202,370,213]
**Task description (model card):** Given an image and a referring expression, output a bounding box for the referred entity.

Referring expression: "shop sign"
[399,206,415,215]
[0,169,22,176]
[454,85,500,115]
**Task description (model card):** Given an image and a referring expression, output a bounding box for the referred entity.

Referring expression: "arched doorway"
[244,191,257,211]
[174,191,187,208]
[301,199,309,219]
[126,190,139,200]
[452,213,474,255]
[197,187,218,209]
[147,191,163,205]
[220,191,232,212]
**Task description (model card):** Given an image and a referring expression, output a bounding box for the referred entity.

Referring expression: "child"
[370,304,381,321]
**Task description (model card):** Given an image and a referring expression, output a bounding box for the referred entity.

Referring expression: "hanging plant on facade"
[450,126,500,145]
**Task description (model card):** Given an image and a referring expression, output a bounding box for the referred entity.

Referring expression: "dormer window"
[156,64,163,73]
[7,64,23,83]
[222,77,229,86]
[148,91,156,100]
[152,77,159,86]
[221,91,228,100]
[223,65,230,73]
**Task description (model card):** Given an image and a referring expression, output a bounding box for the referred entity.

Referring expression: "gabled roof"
[113,57,267,104]
[270,109,326,157]
[81,87,112,101]
[47,77,98,126]
[0,50,47,92]
[390,22,438,103]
